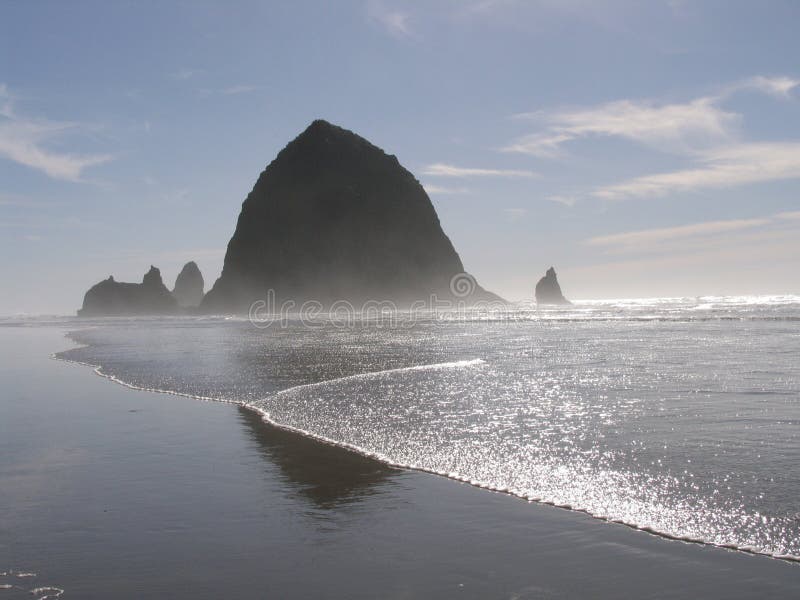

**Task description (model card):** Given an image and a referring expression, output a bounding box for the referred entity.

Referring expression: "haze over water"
[58,295,800,560]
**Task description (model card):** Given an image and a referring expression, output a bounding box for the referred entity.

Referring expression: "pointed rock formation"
[78,266,178,316]
[202,119,500,311]
[535,267,571,305]
[172,261,205,307]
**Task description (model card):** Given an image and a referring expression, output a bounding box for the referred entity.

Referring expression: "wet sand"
[1,327,799,599]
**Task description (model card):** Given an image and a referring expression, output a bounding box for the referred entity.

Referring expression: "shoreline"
[2,326,799,599]
[54,328,800,565]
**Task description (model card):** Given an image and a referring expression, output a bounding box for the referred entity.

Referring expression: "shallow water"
[56,296,800,559]
[3,325,800,599]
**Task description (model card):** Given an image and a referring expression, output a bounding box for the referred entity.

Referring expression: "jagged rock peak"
[299,118,364,141]
[78,265,178,317]
[172,261,205,308]
[142,265,165,287]
[535,267,571,305]
[271,119,402,170]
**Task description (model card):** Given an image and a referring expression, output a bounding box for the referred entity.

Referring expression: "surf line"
[50,334,800,564]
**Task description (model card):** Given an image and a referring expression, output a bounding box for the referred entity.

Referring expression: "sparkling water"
[57,296,800,559]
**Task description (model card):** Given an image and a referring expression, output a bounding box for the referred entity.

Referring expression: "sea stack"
[202,119,499,311]
[78,266,178,316]
[172,261,205,307]
[535,267,571,305]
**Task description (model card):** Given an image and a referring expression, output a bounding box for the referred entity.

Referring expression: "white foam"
[30,587,64,599]
[52,334,800,564]
[271,358,486,398]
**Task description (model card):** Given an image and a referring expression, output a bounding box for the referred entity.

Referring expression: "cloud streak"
[422,184,471,195]
[586,217,772,249]
[504,75,797,158]
[505,97,738,157]
[723,75,800,99]
[367,2,412,38]
[592,142,800,199]
[546,194,577,207]
[220,84,262,95]
[172,68,201,80]
[423,162,537,178]
[585,211,799,255]
[0,85,112,182]
[504,75,799,201]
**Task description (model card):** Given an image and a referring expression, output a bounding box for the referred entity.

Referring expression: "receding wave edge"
[52,332,800,565]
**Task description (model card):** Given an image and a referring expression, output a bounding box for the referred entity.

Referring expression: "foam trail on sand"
[52,301,800,563]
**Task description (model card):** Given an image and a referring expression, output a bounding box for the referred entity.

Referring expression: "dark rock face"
[78,266,178,316]
[535,267,571,305]
[172,261,204,307]
[202,119,499,311]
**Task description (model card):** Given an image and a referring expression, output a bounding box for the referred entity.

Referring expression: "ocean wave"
[0,570,63,599]
[52,320,800,565]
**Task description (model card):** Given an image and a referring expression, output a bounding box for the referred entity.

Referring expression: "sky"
[1,0,799,314]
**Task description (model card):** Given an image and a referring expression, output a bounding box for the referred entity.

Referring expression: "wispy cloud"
[593,142,800,200]
[423,162,537,178]
[505,97,737,157]
[586,216,772,250]
[583,211,800,254]
[504,75,799,201]
[220,84,262,95]
[172,68,201,80]
[546,194,577,207]
[0,85,112,182]
[566,227,800,297]
[367,1,412,38]
[504,74,797,158]
[198,84,263,97]
[422,184,471,195]
[502,207,528,218]
[501,132,575,158]
[723,75,800,99]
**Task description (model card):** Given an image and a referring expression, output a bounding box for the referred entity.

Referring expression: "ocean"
[48,295,800,562]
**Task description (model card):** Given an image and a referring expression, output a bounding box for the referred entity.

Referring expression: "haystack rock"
[535,267,571,305]
[172,261,204,307]
[78,266,178,316]
[202,119,500,311]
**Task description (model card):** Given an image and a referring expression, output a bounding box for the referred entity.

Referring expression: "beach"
[0,325,798,598]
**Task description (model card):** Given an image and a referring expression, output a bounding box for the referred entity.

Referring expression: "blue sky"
[1,0,799,313]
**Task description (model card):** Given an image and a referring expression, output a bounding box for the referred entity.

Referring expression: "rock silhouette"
[535,267,571,305]
[172,261,204,307]
[202,119,500,311]
[78,266,178,316]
